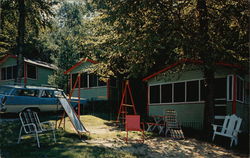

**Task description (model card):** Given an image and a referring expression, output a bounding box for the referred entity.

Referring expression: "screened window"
[1,66,17,80]
[89,74,98,87]
[150,85,160,103]
[7,67,12,80]
[227,75,233,101]
[72,73,107,89]
[174,82,185,102]
[215,78,227,99]
[81,73,88,88]
[237,77,244,102]
[161,84,172,103]
[27,64,37,79]
[187,80,199,101]
[1,67,6,80]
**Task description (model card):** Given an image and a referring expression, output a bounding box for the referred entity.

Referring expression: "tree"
[0,0,56,83]
[86,0,248,133]
[46,1,91,90]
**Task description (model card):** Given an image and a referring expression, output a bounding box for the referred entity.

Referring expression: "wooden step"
[122,104,133,107]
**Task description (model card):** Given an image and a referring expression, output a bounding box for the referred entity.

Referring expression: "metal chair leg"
[35,132,40,148]
[52,130,56,143]
[17,127,23,144]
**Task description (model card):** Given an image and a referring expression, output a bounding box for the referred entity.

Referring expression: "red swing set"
[116,80,145,142]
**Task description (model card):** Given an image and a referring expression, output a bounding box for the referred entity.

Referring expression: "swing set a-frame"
[116,80,137,125]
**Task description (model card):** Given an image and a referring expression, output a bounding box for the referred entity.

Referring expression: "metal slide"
[58,97,87,133]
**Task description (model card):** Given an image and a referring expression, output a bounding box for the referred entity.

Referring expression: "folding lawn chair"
[125,115,145,143]
[165,109,184,139]
[17,109,56,148]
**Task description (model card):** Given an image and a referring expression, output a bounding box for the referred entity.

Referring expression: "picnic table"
[145,115,166,134]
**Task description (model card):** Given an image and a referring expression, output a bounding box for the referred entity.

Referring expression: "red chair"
[125,115,145,143]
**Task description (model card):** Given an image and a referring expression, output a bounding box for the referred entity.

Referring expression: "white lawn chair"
[212,114,242,147]
[17,110,56,148]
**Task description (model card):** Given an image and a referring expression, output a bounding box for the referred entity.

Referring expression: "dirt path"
[66,115,247,158]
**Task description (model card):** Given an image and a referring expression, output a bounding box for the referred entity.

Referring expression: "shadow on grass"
[183,127,249,155]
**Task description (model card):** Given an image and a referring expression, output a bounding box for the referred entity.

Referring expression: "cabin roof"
[0,54,57,70]
[64,58,97,75]
[142,58,243,81]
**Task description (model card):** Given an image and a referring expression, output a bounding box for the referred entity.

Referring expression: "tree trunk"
[203,68,215,133]
[15,0,25,84]
[197,0,215,134]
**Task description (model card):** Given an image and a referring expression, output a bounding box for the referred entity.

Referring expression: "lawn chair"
[125,115,145,143]
[17,110,56,148]
[212,114,242,147]
[165,109,184,139]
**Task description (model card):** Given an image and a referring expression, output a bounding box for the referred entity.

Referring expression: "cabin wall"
[72,87,108,101]
[147,65,248,131]
[0,58,54,86]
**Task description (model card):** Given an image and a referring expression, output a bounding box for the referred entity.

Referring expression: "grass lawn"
[0,114,248,158]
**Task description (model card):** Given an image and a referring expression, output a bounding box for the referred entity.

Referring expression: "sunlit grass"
[0,115,138,158]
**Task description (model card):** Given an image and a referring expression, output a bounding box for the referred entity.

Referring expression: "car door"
[5,88,40,113]
[39,90,59,112]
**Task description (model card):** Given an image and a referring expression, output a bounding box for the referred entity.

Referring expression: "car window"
[54,90,64,97]
[41,90,55,98]
[15,89,39,97]
[0,86,13,95]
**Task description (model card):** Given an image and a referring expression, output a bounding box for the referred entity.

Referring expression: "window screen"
[161,84,172,103]
[89,74,98,87]
[237,77,243,102]
[187,81,199,101]
[150,85,160,103]
[174,82,185,102]
[27,64,37,79]
[1,68,6,80]
[7,66,12,80]
[80,73,88,88]
[215,78,227,99]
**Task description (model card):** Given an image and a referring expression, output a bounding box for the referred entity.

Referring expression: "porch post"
[78,73,81,117]
[232,75,237,114]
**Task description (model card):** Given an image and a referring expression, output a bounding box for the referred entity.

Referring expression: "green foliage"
[46,1,92,90]
[0,0,56,58]
[84,0,248,80]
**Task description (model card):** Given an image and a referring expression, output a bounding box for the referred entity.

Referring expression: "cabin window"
[187,80,199,102]
[72,73,106,89]
[174,82,185,102]
[237,76,244,102]
[89,74,98,87]
[161,84,172,103]
[150,85,160,103]
[27,64,37,79]
[215,78,227,99]
[0,66,17,80]
[227,75,233,101]
[81,73,88,88]
[1,67,6,80]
